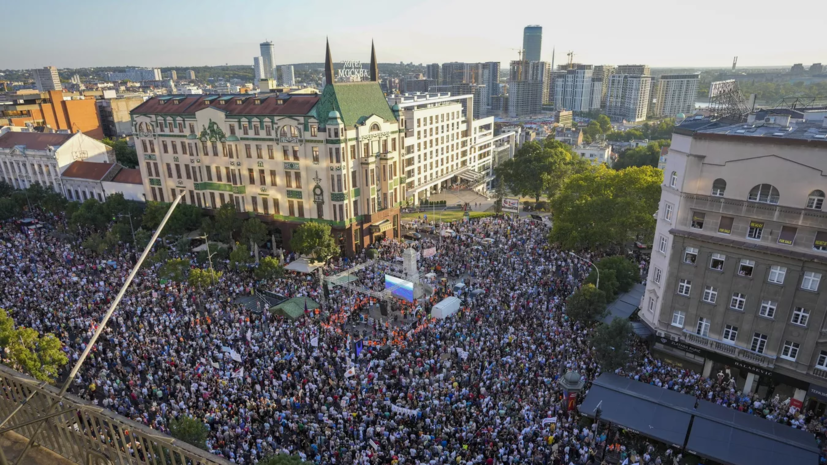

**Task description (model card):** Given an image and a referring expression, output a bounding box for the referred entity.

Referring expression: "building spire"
[325,37,334,86]
[370,39,379,82]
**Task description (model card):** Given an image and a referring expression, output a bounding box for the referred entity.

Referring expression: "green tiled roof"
[314,82,398,128]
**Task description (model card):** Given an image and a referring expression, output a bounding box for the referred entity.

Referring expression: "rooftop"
[131,93,319,117]
[0,131,74,151]
[677,115,827,144]
[61,161,116,181]
[111,167,142,185]
[314,82,397,128]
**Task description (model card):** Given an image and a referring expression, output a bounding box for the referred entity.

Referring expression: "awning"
[602,283,645,324]
[687,402,819,465]
[328,275,359,287]
[580,374,694,448]
[370,220,393,233]
[284,257,323,273]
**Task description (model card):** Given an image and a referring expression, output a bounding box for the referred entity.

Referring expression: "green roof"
[270,296,320,320]
[314,82,398,128]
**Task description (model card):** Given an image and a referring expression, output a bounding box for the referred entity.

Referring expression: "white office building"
[553,65,599,112]
[33,66,62,92]
[281,65,296,86]
[605,74,652,122]
[260,41,277,82]
[105,68,162,82]
[653,74,700,117]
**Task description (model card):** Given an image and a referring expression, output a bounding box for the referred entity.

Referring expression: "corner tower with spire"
[370,40,379,82]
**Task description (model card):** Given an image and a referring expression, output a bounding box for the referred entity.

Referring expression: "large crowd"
[0,211,825,465]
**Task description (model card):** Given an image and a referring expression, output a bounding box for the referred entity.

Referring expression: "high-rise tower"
[260,41,276,82]
[522,26,542,62]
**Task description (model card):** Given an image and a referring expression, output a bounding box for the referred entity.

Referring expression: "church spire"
[325,37,334,86]
[370,40,379,82]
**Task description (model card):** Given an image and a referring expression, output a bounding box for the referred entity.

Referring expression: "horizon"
[3,0,826,70]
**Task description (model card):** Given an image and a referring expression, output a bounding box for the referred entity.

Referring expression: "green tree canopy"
[565,284,608,325]
[254,256,284,280]
[496,139,587,202]
[550,165,661,250]
[0,198,21,221]
[188,267,222,288]
[595,114,612,133]
[69,198,108,230]
[159,258,190,283]
[142,201,202,236]
[0,309,68,382]
[229,243,253,269]
[290,221,339,262]
[214,203,240,244]
[101,138,138,168]
[584,256,640,299]
[168,415,208,450]
[592,319,633,371]
[613,142,667,170]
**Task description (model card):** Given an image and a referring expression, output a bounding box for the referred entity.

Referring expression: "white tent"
[284,257,323,274]
[431,296,461,319]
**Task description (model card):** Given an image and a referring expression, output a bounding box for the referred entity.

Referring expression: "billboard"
[502,198,520,213]
[385,274,414,302]
[422,247,436,258]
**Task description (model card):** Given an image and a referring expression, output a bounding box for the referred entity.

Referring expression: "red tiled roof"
[111,168,142,185]
[61,161,116,181]
[131,94,320,117]
[0,132,74,150]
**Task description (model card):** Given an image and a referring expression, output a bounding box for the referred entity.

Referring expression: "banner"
[310,336,319,347]
[422,247,437,258]
[502,198,520,213]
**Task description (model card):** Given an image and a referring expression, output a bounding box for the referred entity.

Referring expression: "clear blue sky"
[3,0,826,70]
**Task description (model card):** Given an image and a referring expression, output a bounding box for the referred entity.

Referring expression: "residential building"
[61,160,144,202]
[260,41,277,82]
[105,68,162,82]
[810,63,824,75]
[642,113,827,406]
[553,127,583,146]
[616,64,650,76]
[97,94,146,138]
[387,92,520,203]
[507,60,549,117]
[522,26,542,62]
[441,63,467,86]
[281,65,296,86]
[553,64,597,112]
[33,66,62,92]
[0,127,113,195]
[0,90,103,139]
[169,70,177,81]
[605,74,652,122]
[131,41,402,256]
[791,63,806,75]
[426,64,440,83]
[653,74,700,117]
[481,62,501,109]
[554,110,573,127]
[592,65,615,109]
[403,78,435,94]
[573,142,612,166]
[253,57,264,86]
[187,70,196,80]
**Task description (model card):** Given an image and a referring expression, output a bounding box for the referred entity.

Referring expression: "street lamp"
[569,251,599,289]
[198,234,218,284]
[116,213,136,245]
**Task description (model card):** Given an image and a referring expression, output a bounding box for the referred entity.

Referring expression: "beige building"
[642,112,827,408]
[653,74,699,118]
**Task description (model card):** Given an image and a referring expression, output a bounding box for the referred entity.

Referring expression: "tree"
[595,114,612,133]
[259,454,309,465]
[69,199,108,230]
[0,181,14,198]
[592,319,633,371]
[26,182,50,206]
[0,309,68,382]
[493,179,507,214]
[496,140,586,202]
[613,142,665,170]
[565,284,608,325]
[229,243,253,270]
[41,191,68,215]
[102,138,139,168]
[159,258,190,283]
[241,218,268,263]
[142,201,201,236]
[258,454,309,465]
[550,165,661,250]
[254,256,284,280]
[214,203,239,244]
[168,415,208,450]
[290,221,339,262]
[0,198,21,221]
[583,256,640,300]
[189,267,222,288]
[134,229,152,250]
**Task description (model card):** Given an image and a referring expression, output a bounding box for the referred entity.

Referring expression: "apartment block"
[605,74,652,122]
[33,66,62,92]
[643,112,827,409]
[653,74,700,117]
[507,60,549,117]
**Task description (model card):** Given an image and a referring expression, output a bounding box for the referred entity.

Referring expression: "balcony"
[683,330,776,368]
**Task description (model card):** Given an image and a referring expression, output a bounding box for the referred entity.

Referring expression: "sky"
[3,0,826,70]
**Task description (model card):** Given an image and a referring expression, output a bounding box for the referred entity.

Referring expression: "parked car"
[402,232,422,240]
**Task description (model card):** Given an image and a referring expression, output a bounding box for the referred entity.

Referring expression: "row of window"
[677,247,822,290]
[668,174,825,211]
[141,120,315,139]
[674,278,811,323]
[685,211,826,251]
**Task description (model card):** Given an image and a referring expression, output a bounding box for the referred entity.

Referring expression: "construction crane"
[507,48,526,80]
[567,51,574,70]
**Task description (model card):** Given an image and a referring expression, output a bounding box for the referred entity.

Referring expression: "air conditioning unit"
[764,116,774,124]
[656,331,665,338]
[670,334,680,342]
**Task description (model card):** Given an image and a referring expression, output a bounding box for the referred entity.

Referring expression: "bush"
[169,415,208,450]
[566,284,608,325]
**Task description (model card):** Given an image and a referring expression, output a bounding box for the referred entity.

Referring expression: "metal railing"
[683,330,776,367]
[0,364,231,465]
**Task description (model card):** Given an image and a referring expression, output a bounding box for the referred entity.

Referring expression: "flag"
[304,299,309,314]
[310,336,319,347]
[231,367,244,379]
[345,367,356,378]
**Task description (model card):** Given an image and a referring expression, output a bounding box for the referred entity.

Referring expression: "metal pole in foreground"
[5,190,186,465]
[569,251,599,289]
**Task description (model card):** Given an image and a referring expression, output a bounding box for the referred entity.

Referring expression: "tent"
[284,257,323,274]
[431,296,461,319]
[328,275,359,287]
[270,297,320,320]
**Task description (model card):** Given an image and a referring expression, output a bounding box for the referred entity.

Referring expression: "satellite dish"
[675,113,686,125]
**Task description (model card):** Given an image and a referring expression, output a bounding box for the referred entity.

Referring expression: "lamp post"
[117,213,136,245]
[569,251,598,289]
[198,234,218,284]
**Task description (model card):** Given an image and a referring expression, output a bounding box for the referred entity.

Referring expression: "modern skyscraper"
[441,63,467,86]
[481,62,501,110]
[281,65,296,86]
[652,74,699,117]
[605,73,652,122]
[33,66,62,92]
[426,64,440,83]
[522,26,542,62]
[507,60,548,117]
[253,57,265,86]
[553,65,597,112]
[260,41,276,82]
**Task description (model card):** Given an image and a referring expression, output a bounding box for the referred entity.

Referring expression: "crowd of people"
[0,211,825,464]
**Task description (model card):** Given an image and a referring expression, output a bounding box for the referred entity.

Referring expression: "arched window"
[748,184,780,204]
[807,190,825,210]
[279,125,299,137]
[712,179,726,197]
[670,171,678,188]
[370,123,381,132]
